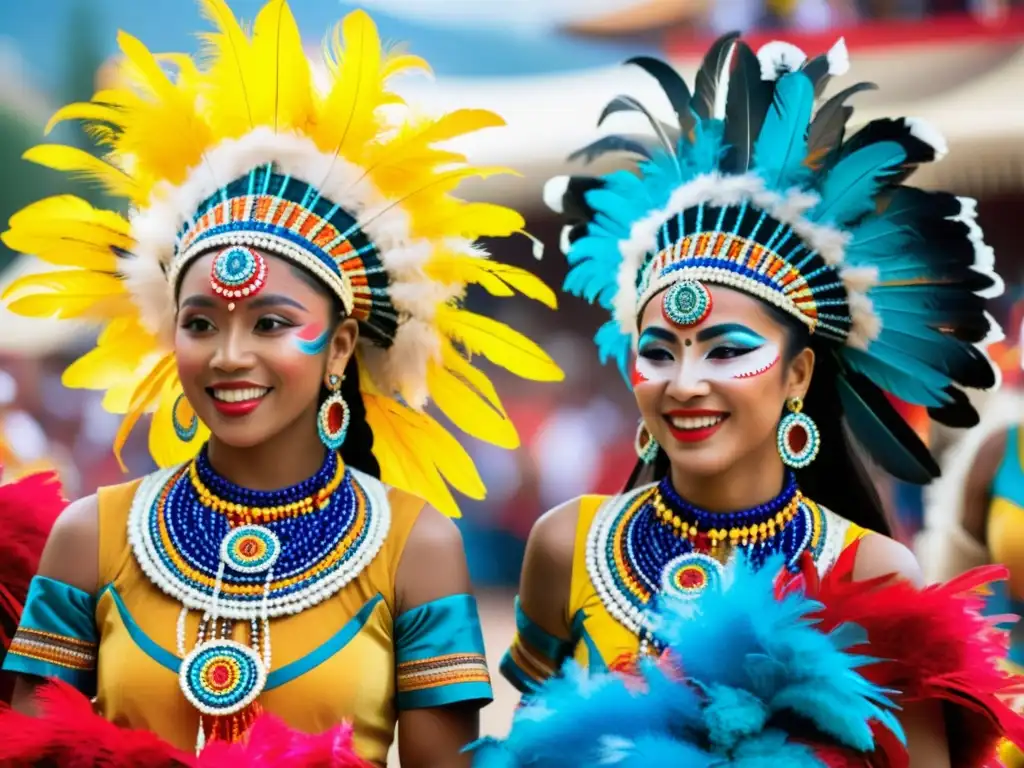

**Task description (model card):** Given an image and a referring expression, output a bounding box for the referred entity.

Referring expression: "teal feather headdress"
[546,35,1004,483]
[468,553,903,767]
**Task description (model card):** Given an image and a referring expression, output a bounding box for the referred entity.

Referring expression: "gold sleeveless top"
[501,489,868,689]
[5,467,492,764]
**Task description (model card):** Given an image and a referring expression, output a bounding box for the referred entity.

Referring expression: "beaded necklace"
[586,474,831,654]
[128,447,390,750]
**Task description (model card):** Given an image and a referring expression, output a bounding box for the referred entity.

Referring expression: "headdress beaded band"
[546,34,1002,485]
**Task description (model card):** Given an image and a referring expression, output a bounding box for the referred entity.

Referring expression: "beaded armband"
[500,597,575,694]
[2,576,98,695]
[394,593,492,710]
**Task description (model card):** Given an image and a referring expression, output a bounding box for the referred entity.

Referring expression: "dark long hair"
[624,304,892,537]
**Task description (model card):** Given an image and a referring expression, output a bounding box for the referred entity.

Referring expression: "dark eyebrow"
[638,327,677,344]
[695,323,765,343]
[246,294,308,312]
[179,295,217,310]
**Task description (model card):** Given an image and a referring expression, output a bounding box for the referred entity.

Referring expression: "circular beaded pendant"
[661,552,723,600]
[210,246,268,300]
[179,640,267,716]
[662,280,712,328]
[220,525,280,575]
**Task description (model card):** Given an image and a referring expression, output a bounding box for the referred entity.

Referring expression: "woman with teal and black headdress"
[487,36,1024,767]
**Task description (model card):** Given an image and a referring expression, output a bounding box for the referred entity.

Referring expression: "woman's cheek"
[632,356,675,388]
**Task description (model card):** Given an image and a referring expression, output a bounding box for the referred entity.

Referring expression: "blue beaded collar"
[128,450,391,620]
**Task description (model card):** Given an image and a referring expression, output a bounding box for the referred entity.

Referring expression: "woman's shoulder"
[817,502,923,586]
[36,493,101,594]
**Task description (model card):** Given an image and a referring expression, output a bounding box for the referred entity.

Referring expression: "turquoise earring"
[777,397,820,469]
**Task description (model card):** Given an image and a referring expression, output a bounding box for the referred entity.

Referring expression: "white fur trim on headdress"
[123,126,456,408]
[757,41,807,81]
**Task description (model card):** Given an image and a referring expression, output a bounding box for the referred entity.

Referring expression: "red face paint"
[631,359,649,389]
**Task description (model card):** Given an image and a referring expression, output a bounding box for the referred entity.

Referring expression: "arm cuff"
[395,593,492,710]
[500,596,574,694]
[2,576,97,696]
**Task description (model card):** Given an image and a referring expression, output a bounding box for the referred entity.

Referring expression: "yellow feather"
[62,318,158,393]
[249,0,314,130]
[416,200,524,240]
[427,255,557,308]
[313,10,384,156]
[113,352,176,471]
[436,306,564,382]
[3,271,134,320]
[197,0,258,136]
[370,110,504,171]
[23,145,138,200]
[381,51,431,80]
[150,379,208,467]
[45,103,122,135]
[426,357,519,449]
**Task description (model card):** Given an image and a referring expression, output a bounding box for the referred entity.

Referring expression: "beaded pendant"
[128,448,390,750]
[662,279,713,327]
[587,477,848,653]
[210,245,268,301]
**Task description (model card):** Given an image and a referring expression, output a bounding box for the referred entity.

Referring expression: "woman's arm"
[961,429,1007,546]
[853,533,950,768]
[10,495,99,714]
[392,507,484,768]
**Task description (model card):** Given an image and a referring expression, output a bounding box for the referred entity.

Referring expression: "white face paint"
[632,323,781,389]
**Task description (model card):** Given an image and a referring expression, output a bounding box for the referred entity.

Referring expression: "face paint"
[294,323,330,356]
[635,323,781,387]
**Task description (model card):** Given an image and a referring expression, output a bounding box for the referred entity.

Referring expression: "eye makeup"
[633,322,781,386]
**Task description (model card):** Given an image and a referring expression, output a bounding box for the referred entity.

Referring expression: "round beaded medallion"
[220,525,280,574]
[661,553,723,600]
[210,246,268,300]
[179,640,267,716]
[662,279,712,327]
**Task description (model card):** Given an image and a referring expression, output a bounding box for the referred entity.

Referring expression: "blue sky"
[1,0,658,93]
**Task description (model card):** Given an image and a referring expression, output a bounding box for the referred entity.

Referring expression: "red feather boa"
[781,540,1024,768]
[0,681,373,767]
[0,470,67,703]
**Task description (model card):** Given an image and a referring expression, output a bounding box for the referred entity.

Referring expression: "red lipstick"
[663,409,728,444]
[208,382,270,418]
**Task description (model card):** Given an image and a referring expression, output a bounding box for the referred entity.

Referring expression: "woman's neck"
[668,449,788,513]
[205,418,327,491]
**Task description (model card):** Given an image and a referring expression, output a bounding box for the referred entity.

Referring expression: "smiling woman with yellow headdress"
[0,1,561,765]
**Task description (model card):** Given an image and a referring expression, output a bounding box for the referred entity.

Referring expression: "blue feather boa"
[468,554,903,767]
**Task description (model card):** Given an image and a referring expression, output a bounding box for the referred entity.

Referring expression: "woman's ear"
[326,318,359,378]
[786,346,815,401]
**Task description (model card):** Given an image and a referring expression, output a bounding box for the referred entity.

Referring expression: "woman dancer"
[502,35,1015,765]
[0,1,560,765]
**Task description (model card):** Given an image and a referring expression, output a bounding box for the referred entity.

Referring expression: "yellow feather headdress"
[1,0,563,517]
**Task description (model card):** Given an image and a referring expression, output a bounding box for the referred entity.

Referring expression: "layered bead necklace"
[587,473,830,654]
[128,447,390,750]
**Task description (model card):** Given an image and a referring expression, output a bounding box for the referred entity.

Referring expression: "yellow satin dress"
[5,466,492,764]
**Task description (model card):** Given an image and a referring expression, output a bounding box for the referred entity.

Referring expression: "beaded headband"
[1,2,563,516]
[547,35,1003,484]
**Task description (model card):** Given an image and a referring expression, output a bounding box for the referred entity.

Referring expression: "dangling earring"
[171,393,199,442]
[317,373,350,451]
[777,396,820,469]
[635,419,659,464]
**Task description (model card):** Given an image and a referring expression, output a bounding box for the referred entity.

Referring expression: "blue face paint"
[638,327,676,355]
[294,325,330,356]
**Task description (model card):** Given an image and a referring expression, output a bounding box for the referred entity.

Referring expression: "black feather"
[722,41,775,173]
[801,53,833,98]
[625,55,696,137]
[840,118,942,184]
[567,134,655,165]
[806,82,877,173]
[692,32,740,121]
[597,95,675,154]
[562,177,605,222]
[837,372,939,483]
[927,386,981,429]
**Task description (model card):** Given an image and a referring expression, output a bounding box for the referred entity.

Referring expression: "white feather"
[905,117,948,160]
[827,38,850,76]
[756,41,807,81]
[712,41,738,119]
[543,175,569,214]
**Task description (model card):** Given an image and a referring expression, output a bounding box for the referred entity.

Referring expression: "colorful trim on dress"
[7,627,96,671]
[127,460,391,620]
[397,652,491,693]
